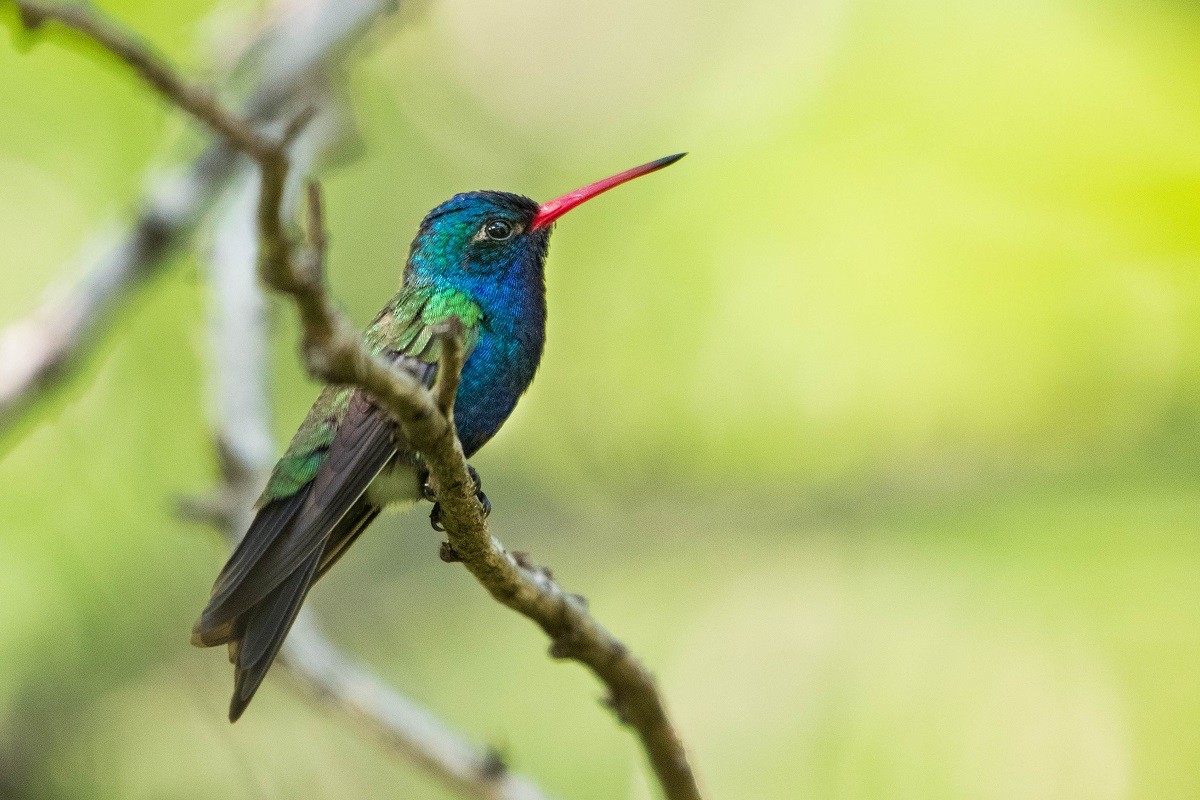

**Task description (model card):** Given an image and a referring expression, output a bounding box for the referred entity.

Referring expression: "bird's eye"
[483,219,514,241]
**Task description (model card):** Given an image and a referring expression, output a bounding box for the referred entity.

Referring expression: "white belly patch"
[365,461,422,509]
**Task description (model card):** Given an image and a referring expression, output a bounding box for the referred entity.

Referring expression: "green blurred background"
[3,0,1200,797]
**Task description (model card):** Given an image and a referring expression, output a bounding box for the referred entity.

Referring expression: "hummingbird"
[192,153,686,721]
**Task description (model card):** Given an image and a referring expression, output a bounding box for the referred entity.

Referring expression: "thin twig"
[433,317,465,418]
[12,4,705,798]
[0,0,397,441]
[420,398,703,800]
[303,181,327,263]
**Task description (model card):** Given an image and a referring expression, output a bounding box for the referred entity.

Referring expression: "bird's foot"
[427,463,490,532]
[420,464,481,500]
[419,466,436,503]
[469,463,492,519]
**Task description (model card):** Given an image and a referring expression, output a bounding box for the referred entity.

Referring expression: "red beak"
[530,153,686,231]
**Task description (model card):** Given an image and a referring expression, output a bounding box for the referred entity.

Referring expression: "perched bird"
[192,153,686,721]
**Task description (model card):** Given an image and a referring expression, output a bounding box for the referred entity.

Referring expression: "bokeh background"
[3,0,1200,797]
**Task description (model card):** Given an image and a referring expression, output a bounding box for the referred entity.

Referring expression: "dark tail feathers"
[193,548,322,722]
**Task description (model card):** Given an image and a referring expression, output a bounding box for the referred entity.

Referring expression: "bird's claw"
[468,464,491,517]
[429,492,491,531]
[421,464,480,500]
[427,464,489,531]
[466,464,490,517]
[419,467,437,503]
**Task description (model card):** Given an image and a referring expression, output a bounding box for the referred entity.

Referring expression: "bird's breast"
[453,323,545,456]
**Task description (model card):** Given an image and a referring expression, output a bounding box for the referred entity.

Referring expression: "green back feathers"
[258,386,354,504]
[366,285,483,362]
[258,285,482,505]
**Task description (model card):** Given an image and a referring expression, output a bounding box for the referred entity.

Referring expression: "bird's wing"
[194,287,484,637]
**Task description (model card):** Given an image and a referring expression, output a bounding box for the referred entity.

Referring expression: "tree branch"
[433,316,466,419]
[0,0,398,441]
[11,3,705,798]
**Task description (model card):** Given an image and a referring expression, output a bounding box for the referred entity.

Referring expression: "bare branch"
[13,4,705,798]
[418,389,704,800]
[303,180,328,263]
[201,136,555,800]
[434,317,466,419]
[0,0,398,441]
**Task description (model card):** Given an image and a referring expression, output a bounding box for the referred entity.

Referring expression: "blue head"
[405,194,549,362]
[399,154,686,454]
[403,153,688,307]
[408,190,549,293]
